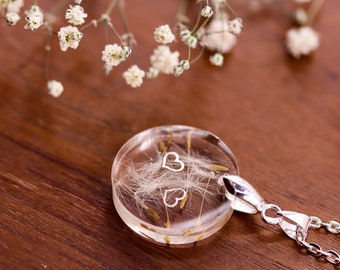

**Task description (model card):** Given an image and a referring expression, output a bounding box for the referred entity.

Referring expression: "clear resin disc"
[111,125,239,246]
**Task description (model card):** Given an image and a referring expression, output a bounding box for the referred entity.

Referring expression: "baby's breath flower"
[209,53,224,66]
[174,65,184,77]
[201,5,214,18]
[285,26,319,58]
[200,17,237,53]
[180,60,190,70]
[47,80,64,97]
[6,11,20,26]
[122,46,132,58]
[150,45,179,75]
[146,67,159,79]
[174,60,190,77]
[123,65,145,88]
[180,29,190,39]
[102,44,122,67]
[293,8,308,26]
[180,29,198,49]
[1,0,24,13]
[186,35,198,49]
[154,24,175,44]
[65,5,88,25]
[228,18,243,35]
[24,5,44,31]
[101,44,131,72]
[58,25,83,51]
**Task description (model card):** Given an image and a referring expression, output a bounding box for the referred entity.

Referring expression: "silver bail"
[277,211,311,241]
[221,174,266,214]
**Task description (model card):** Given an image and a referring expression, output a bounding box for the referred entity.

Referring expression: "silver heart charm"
[161,151,185,172]
[163,188,187,208]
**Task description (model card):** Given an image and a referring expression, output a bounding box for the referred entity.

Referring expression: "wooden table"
[1,1,339,269]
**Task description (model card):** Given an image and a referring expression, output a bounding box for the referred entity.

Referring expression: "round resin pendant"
[111,125,239,246]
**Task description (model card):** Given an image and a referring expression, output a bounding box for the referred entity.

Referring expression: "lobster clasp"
[220,174,266,214]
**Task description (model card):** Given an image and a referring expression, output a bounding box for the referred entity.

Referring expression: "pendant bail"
[221,174,266,214]
[277,211,311,242]
[222,174,311,242]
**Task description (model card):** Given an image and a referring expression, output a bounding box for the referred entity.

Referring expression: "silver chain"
[221,175,340,266]
[295,216,340,265]
[261,206,340,265]
[309,216,340,234]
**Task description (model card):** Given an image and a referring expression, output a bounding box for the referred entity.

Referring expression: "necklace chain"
[296,216,340,265]
[309,216,340,233]
[222,174,339,265]
[260,204,339,265]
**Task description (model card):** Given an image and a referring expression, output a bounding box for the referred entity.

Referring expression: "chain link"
[296,216,340,265]
[309,216,340,234]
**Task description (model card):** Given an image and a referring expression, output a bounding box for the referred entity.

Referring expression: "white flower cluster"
[139,3,243,82]
[209,53,224,67]
[24,5,44,30]
[58,26,83,52]
[123,65,145,88]
[47,80,64,98]
[174,60,190,77]
[0,1,245,90]
[201,5,214,18]
[228,18,243,35]
[200,17,237,54]
[283,0,321,59]
[1,0,23,25]
[150,45,179,75]
[65,5,88,25]
[154,24,175,44]
[6,11,20,25]
[57,2,87,52]
[54,1,87,95]
[0,0,323,91]
[0,0,23,13]
[102,44,132,73]
[180,29,198,49]
[285,26,319,58]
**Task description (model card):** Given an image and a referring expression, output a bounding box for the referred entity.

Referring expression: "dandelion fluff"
[112,125,239,245]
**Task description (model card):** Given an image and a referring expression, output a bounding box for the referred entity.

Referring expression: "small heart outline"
[162,151,185,172]
[163,188,187,208]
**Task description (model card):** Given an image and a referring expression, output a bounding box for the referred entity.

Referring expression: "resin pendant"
[111,125,239,246]
[111,126,340,264]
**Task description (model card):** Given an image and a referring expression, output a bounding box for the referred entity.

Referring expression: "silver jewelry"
[111,125,339,265]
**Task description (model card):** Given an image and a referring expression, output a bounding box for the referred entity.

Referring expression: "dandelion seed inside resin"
[111,125,239,246]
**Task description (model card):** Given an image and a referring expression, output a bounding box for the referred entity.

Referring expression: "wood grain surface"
[0,1,339,269]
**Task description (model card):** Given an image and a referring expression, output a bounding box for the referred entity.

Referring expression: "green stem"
[117,0,133,46]
[104,21,109,45]
[44,29,53,82]
[306,0,324,25]
[107,22,125,44]
[189,47,205,65]
[187,46,191,61]
[177,0,190,26]
[191,1,204,34]
[225,0,238,18]
[104,0,118,15]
